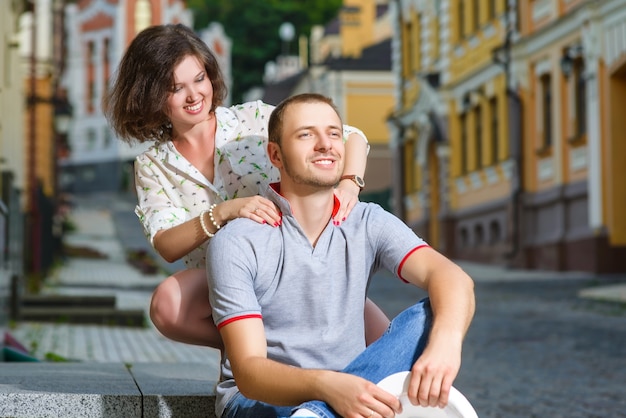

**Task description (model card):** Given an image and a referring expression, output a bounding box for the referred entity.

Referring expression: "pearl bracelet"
[208,203,221,230]
[199,209,215,238]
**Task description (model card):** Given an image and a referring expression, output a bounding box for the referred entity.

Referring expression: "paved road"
[368,270,626,418]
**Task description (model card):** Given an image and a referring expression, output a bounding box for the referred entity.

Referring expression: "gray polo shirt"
[207,184,428,416]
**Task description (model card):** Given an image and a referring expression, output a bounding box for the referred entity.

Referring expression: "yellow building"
[388,0,514,258]
[264,0,395,203]
[513,0,626,272]
[389,0,626,272]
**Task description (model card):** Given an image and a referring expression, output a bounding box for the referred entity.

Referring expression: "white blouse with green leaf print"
[134,100,368,269]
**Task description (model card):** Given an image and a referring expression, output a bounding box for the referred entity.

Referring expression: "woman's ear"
[267,142,283,169]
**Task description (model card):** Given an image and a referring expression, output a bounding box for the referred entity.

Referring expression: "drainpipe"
[502,0,523,262]
[27,0,42,275]
[389,0,406,220]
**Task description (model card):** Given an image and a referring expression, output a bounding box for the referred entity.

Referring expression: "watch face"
[354,176,365,188]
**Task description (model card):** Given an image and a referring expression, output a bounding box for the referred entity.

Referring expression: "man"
[207,93,475,418]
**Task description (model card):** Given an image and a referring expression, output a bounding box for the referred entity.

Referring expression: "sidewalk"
[10,194,220,366]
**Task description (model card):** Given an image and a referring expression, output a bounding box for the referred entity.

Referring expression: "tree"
[187,0,342,102]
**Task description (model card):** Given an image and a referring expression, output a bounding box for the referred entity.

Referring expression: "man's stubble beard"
[281,152,342,188]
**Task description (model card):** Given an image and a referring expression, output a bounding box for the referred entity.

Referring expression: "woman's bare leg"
[364,297,390,345]
[150,268,223,349]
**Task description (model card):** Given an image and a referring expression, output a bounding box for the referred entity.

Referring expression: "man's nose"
[315,133,333,151]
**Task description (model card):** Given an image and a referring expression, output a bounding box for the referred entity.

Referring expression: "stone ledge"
[0,363,218,418]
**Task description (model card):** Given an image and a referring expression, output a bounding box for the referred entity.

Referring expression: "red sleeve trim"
[217,313,263,330]
[397,244,430,283]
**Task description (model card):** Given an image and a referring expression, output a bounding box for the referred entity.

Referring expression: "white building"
[60,0,231,193]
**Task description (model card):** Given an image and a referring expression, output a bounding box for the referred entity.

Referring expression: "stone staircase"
[17,294,145,327]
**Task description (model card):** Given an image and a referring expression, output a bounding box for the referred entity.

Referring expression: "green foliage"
[44,352,72,362]
[187,0,343,102]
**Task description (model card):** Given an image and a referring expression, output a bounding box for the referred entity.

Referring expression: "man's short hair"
[268,93,342,145]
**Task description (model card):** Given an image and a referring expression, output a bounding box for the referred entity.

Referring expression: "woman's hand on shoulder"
[219,196,282,227]
[333,181,360,225]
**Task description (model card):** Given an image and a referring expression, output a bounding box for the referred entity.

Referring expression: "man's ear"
[267,142,283,169]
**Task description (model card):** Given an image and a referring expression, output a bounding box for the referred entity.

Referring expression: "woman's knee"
[150,277,181,328]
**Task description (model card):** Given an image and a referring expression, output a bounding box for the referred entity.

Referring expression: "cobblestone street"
[369,272,626,418]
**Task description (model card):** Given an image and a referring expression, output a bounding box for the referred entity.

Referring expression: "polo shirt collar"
[266,183,340,218]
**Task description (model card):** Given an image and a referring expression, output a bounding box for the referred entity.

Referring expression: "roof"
[325,38,391,71]
[261,71,307,106]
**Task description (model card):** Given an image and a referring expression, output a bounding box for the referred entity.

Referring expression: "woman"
[103,23,389,349]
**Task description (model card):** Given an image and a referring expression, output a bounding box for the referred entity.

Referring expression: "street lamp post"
[279,22,295,56]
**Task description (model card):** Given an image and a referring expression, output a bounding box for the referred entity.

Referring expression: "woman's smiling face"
[166,55,214,129]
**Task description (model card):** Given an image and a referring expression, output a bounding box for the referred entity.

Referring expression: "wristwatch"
[339,174,365,191]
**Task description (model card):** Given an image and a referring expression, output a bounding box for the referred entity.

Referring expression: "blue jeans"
[222,298,432,418]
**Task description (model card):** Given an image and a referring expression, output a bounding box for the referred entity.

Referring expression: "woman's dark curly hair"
[103,24,227,144]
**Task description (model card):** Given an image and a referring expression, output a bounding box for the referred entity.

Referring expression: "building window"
[489,220,501,244]
[475,224,484,245]
[86,128,97,151]
[86,41,95,114]
[413,13,421,70]
[458,0,465,41]
[473,0,480,32]
[103,38,110,91]
[103,126,112,148]
[488,0,497,20]
[460,227,469,247]
[490,97,499,164]
[541,74,552,149]
[135,0,152,34]
[404,140,416,194]
[402,22,412,77]
[460,112,468,175]
[574,59,586,138]
[475,105,483,169]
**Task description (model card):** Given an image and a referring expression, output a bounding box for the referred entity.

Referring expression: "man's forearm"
[427,261,475,340]
[232,356,330,406]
